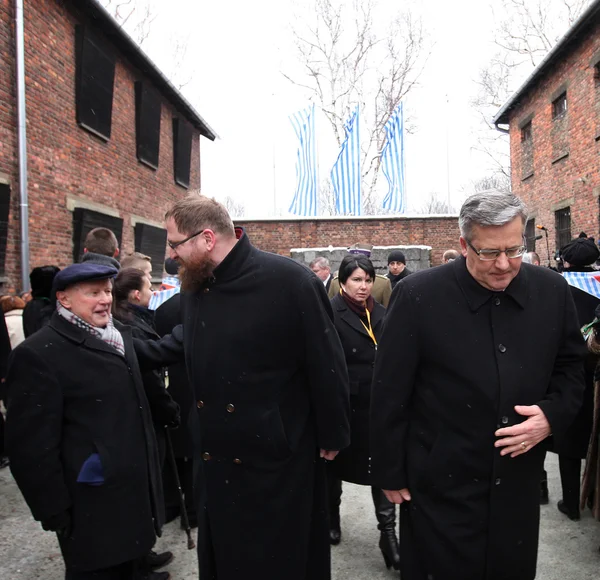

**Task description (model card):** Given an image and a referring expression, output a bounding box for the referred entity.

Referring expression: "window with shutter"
[135,81,161,169]
[72,208,123,263]
[75,25,116,141]
[134,223,168,282]
[172,117,192,188]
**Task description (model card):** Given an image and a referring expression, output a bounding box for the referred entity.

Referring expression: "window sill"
[521,172,534,182]
[552,152,569,164]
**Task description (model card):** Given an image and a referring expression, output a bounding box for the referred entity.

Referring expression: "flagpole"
[445,94,451,211]
[272,92,277,215]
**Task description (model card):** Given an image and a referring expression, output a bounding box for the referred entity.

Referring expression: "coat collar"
[48,311,132,360]
[207,227,253,286]
[332,293,385,339]
[453,255,529,311]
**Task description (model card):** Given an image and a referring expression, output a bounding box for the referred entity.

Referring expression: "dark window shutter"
[525,219,536,252]
[75,25,116,141]
[172,117,192,188]
[135,81,161,169]
[134,223,167,280]
[0,184,10,275]
[72,208,123,263]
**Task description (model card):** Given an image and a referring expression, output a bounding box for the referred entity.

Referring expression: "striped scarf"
[57,303,125,356]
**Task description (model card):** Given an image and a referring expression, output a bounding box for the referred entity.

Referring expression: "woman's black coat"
[330,293,385,484]
[5,313,164,573]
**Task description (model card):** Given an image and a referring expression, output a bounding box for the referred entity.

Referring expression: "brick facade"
[503,7,600,258]
[235,216,461,267]
[0,0,209,291]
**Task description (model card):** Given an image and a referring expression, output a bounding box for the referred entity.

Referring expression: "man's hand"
[320,449,339,461]
[383,489,411,504]
[495,405,551,458]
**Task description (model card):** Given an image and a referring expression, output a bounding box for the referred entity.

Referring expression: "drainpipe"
[15,0,30,291]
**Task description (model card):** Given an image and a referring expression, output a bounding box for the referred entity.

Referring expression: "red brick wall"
[0,0,202,291]
[509,12,600,253]
[235,216,461,266]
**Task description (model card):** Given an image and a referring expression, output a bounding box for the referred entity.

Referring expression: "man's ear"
[56,290,71,310]
[83,248,88,254]
[459,237,468,258]
[114,248,120,258]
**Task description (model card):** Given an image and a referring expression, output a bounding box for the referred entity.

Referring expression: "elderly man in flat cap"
[5,263,165,580]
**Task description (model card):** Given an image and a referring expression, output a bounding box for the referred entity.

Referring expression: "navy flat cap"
[52,263,118,293]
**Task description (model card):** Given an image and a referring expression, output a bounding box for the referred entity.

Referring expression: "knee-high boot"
[371,487,400,570]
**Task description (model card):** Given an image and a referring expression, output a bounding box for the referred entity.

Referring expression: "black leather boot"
[372,487,400,570]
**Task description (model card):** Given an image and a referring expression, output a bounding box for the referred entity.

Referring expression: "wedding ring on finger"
[520,441,528,450]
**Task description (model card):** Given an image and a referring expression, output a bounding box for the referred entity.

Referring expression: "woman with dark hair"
[112,267,179,578]
[327,254,399,570]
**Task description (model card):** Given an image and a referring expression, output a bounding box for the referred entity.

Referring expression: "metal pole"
[445,94,451,212]
[15,0,30,291]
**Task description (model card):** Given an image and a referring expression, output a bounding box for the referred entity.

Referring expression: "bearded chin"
[179,258,216,293]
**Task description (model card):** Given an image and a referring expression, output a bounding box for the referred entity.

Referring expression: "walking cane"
[165,428,195,550]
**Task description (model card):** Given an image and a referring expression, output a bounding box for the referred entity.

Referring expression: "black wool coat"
[330,294,385,485]
[553,282,600,458]
[135,229,350,580]
[5,313,164,573]
[370,257,586,580]
[154,293,195,458]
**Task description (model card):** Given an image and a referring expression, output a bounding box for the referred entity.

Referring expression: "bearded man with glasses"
[370,191,586,580]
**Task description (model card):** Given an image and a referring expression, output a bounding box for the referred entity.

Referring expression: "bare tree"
[417,193,455,215]
[284,0,428,215]
[222,196,246,219]
[472,0,592,178]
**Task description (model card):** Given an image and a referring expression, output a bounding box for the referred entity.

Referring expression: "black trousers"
[162,455,196,523]
[0,410,5,458]
[558,455,581,512]
[65,560,137,580]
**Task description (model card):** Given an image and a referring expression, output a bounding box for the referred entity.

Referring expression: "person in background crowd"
[582,303,600,553]
[5,263,164,580]
[121,252,153,282]
[552,237,600,521]
[112,267,180,579]
[133,193,350,580]
[81,227,120,269]
[310,257,332,292]
[329,243,393,306]
[1,296,26,349]
[159,259,181,291]
[386,250,411,289]
[327,254,399,569]
[443,249,460,263]
[371,192,586,580]
[19,291,32,304]
[0,313,11,469]
[22,265,60,338]
[154,288,197,529]
[522,251,541,266]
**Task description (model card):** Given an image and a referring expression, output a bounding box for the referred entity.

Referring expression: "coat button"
[233,458,242,465]
[197,400,205,409]
[498,344,507,353]
[226,403,235,413]
[494,297,500,306]
[203,288,210,293]
[501,416,509,425]
[202,452,211,461]
[495,478,501,485]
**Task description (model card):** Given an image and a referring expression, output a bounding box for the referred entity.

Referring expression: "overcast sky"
[100,0,578,217]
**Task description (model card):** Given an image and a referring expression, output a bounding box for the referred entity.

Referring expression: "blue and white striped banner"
[381,103,406,213]
[289,104,318,216]
[331,106,361,215]
[562,271,600,299]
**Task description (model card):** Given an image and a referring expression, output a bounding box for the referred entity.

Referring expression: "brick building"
[0,0,216,290]
[235,215,461,267]
[494,0,600,263]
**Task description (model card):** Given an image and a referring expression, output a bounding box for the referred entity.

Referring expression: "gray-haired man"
[370,192,586,580]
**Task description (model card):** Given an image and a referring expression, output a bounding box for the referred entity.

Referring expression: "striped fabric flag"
[562,271,600,299]
[331,106,361,215]
[289,104,318,216]
[381,103,406,213]
[148,286,180,311]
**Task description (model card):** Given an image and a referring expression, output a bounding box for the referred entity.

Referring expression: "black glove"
[167,412,181,430]
[41,511,71,538]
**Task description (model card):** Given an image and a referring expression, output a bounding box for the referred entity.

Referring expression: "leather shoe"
[145,550,174,570]
[329,528,341,545]
[0,456,9,469]
[557,500,580,521]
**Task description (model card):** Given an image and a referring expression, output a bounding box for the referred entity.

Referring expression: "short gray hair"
[309,257,330,270]
[459,192,528,240]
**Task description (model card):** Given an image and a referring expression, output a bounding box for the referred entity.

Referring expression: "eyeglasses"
[466,240,526,261]
[167,229,205,250]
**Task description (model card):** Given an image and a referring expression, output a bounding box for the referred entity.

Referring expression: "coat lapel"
[333,294,372,339]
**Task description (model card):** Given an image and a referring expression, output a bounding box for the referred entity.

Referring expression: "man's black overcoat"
[329,293,385,484]
[370,257,586,580]
[135,230,351,580]
[5,313,164,573]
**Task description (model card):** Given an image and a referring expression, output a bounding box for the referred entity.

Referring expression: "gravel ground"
[0,453,598,579]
